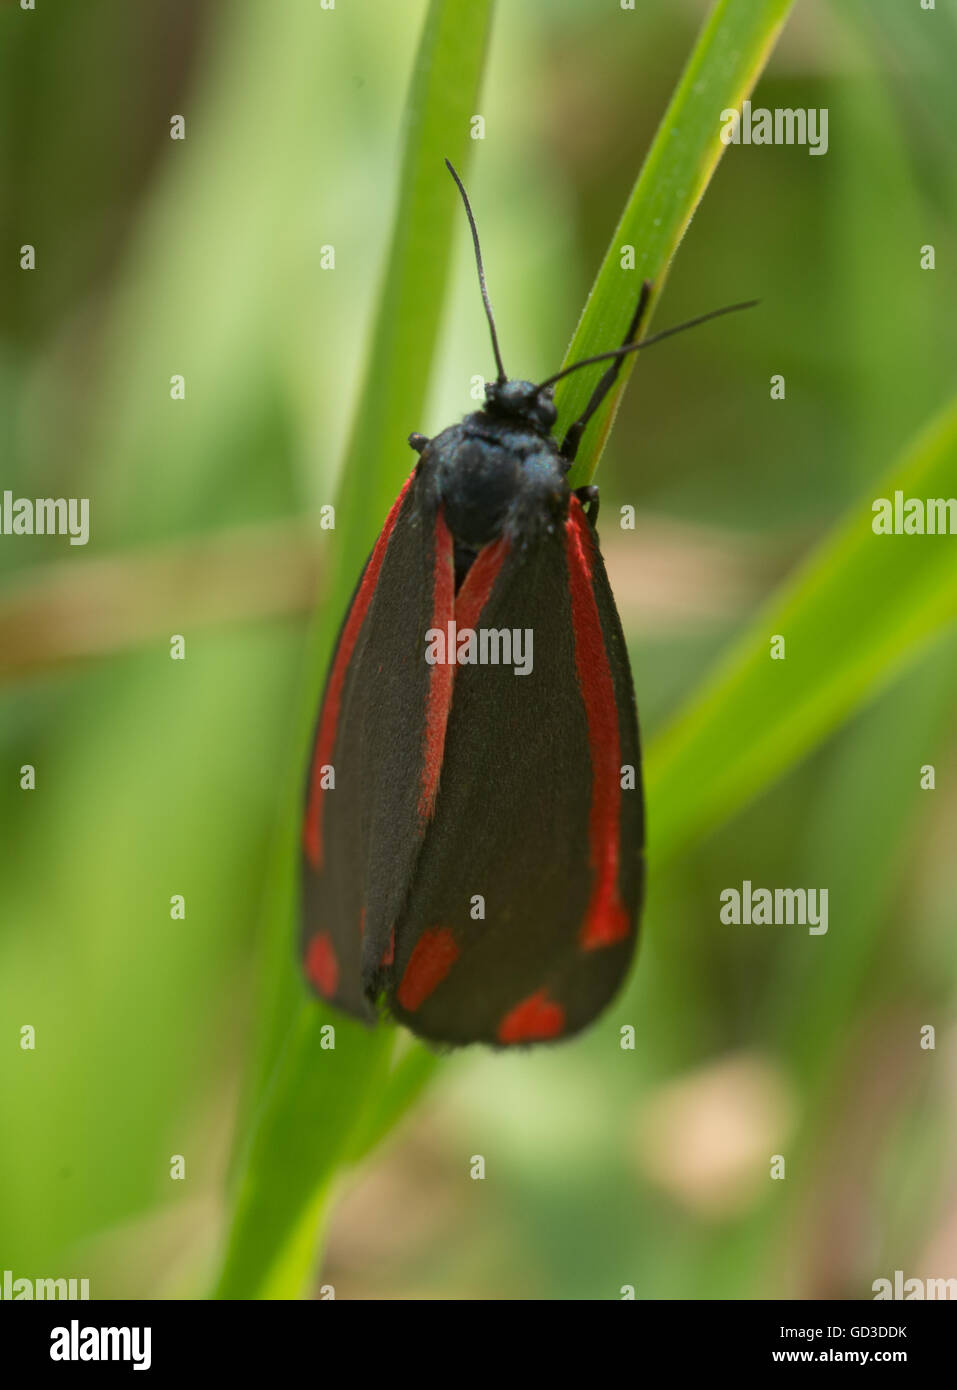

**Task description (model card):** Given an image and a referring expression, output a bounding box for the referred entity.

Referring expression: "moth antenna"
[538,299,759,392]
[445,158,507,385]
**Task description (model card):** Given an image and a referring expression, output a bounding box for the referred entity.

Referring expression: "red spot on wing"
[380,927,395,967]
[303,473,414,869]
[417,507,456,823]
[498,989,565,1044]
[395,927,459,1011]
[566,499,630,950]
[306,932,339,999]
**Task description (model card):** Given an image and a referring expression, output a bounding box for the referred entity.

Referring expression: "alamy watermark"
[0,491,90,545]
[872,490,956,535]
[425,622,533,676]
[720,880,828,935]
[873,1270,956,1300]
[1,1268,90,1299]
[720,100,828,156]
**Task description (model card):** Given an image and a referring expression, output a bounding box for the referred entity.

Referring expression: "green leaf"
[305,0,803,1189]
[647,398,957,864]
[324,3,496,641]
[215,1007,393,1299]
[344,1038,440,1166]
[214,0,495,1300]
[216,0,802,1300]
[557,0,796,487]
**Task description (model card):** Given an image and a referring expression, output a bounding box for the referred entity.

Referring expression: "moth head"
[484,379,557,432]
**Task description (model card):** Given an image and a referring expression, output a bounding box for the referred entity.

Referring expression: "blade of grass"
[250,0,495,1114]
[344,1040,440,1165]
[332,0,798,1162]
[215,1004,394,1299]
[218,0,801,1299]
[218,0,955,1300]
[214,0,495,1300]
[556,0,796,487]
[647,397,957,865]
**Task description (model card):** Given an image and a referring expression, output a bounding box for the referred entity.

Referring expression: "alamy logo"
[425,622,533,676]
[0,490,90,545]
[720,100,828,156]
[873,1271,957,1300]
[872,490,956,534]
[50,1320,151,1371]
[719,881,828,935]
[1,1269,89,1299]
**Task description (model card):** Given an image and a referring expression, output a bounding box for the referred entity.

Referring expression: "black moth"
[302,161,752,1046]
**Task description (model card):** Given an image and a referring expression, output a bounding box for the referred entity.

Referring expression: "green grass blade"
[251,2,496,1102]
[556,0,796,487]
[316,0,799,1166]
[325,1,496,636]
[344,1041,440,1166]
[647,398,957,864]
[215,1006,393,1299]
[215,0,495,1299]
[218,0,803,1300]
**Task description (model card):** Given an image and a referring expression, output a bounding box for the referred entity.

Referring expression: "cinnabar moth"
[302,161,754,1046]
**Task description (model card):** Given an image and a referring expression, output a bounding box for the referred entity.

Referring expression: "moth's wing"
[301,472,455,1019]
[388,496,644,1046]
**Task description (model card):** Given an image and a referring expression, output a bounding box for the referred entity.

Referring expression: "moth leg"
[574,484,600,526]
[560,279,653,464]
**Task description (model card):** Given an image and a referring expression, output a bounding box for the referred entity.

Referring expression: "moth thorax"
[439,436,519,548]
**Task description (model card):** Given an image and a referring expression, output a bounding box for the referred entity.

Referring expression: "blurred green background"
[2,0,956,1299]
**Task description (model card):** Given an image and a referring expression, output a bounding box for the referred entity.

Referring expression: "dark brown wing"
[387,497,644,1046]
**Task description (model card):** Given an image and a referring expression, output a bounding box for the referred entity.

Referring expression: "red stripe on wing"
[566,498,630,950]
[303,473,414,869]
[415,529,507,822]
[417,507,456,822]
[398,534,507,1009]
[454,536,510,629]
